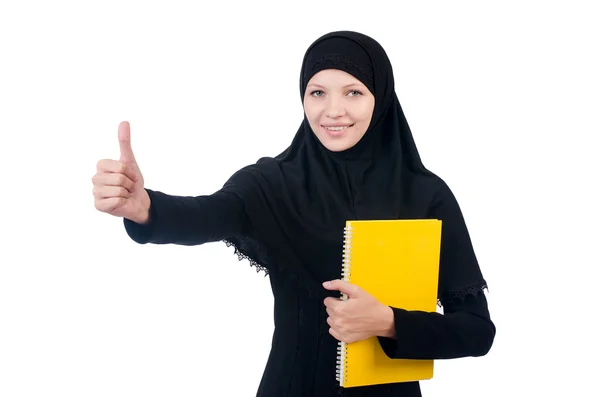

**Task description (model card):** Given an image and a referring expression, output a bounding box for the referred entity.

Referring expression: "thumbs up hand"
[92,121,151,224]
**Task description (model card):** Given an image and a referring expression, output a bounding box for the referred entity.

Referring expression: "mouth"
[321,124,355,137]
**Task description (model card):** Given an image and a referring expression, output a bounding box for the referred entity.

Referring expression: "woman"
[92,31,495,397]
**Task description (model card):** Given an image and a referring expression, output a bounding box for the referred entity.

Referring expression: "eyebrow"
[307,83,363,89]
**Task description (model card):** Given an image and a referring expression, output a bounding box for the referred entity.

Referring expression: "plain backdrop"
[1,0,599,396]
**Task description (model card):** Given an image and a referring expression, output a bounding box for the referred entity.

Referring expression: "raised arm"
[123,188,248,246]
[92,121,250,246]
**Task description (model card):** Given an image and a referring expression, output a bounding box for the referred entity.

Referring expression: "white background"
[1,0,599,396]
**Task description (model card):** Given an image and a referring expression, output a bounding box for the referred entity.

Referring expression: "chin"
[321,139,354,152]
[311,128,362,152]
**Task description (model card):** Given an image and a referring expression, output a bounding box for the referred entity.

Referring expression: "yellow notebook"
[336,219,442,388]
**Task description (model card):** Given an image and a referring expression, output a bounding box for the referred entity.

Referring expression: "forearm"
[124,188,247,246]
[377,293,495,360]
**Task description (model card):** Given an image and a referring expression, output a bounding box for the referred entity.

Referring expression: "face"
[303,69,375,152]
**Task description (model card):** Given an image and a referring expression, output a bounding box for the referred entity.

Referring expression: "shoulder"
[233,157,280,178]
[221,157,282,191]
[411,170,464,219]
[417,172,474,238]
[431,176,459,210]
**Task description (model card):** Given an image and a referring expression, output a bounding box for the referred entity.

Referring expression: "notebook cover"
[338,219,442,388]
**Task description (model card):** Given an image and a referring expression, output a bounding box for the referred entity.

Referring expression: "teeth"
[326,126,349,131]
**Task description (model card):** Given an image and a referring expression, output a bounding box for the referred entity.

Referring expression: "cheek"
[354,104,374,133]
[304,104,322,129]
[351,109,372,130]
[306,114,319,132]
[359,103,375,124]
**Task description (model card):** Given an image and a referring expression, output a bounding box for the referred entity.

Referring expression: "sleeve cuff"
[377,307,410,359]
[123,189,157,244]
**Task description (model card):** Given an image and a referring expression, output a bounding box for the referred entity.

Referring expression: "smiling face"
[303,69,375,152]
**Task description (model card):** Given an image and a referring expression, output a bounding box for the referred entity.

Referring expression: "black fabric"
[124,188,495,396]
[122,30,495,396]
[220,31,487,303]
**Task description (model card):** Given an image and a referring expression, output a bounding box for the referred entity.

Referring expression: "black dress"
[123,187,495,397]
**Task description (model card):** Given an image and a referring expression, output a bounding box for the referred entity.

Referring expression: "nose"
[325,97,346,118]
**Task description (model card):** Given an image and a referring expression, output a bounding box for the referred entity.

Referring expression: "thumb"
[323,279,361,298]
[118,121,136,163]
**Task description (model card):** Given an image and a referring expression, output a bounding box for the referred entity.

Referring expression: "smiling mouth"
[322,124,355,131]
[321,124,354,138]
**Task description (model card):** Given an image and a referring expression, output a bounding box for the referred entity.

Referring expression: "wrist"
[376,305,396,339]
[135,190,151,224]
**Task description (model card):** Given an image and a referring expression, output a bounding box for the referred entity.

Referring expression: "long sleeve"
[378,292,495,359]
[377,178,495,360]
[123,188,249,246]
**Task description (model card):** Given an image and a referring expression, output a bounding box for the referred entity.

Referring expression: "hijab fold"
[221,31,487,304]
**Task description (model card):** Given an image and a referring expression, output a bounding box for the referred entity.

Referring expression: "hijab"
[221,31,488,304]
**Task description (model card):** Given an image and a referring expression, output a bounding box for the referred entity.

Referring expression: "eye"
[310,90,324,97]
[348,90,363,97]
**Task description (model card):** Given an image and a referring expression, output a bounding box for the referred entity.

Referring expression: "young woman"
[92,30,495,397]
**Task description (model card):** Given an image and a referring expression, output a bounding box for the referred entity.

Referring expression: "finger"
[94,197,126,213]
[96,159,138,183]
[326,316,335,327]
[324,280,361,298]
[324,297,342,309]
[92,172,136,193]
[93,185,132,199]
[329,327,342,342]
[118,121,136,163]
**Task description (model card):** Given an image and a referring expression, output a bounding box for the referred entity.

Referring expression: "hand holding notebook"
[333,219,442,388]
[323,279,396,344]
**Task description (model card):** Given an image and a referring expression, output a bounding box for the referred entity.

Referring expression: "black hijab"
[222,31,487,304]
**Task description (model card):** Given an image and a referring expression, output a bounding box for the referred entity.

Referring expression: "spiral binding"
[336,224,353,387]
